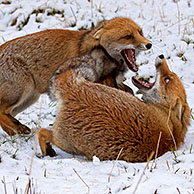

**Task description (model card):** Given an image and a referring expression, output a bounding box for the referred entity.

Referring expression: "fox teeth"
[122,49,138,72]
[124,53,128,60]
[135,76,150,87]
[124,52,135,64]
[133,53,135,61]
[144,82,149,87]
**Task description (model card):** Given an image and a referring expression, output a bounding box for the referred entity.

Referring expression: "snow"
[0,0,194,193]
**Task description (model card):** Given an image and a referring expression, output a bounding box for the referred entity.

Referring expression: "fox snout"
[134,31,152,51]
[155,54,165,66]
[145,43,152,49]
[155,54,170,74]
[138,42,152,50]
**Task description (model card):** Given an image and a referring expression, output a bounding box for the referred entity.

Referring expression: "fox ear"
[93,25,105,40]
[174,98,182,120]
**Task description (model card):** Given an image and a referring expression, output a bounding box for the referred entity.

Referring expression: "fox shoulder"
[49,55,99,101]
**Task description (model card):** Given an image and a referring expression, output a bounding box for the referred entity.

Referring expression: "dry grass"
[166,105,177,151]
[132,151,155,194]
[108,148,123,183]
[73,168,90,194]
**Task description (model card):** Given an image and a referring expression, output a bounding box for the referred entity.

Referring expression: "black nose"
[159,54,164,59]
[145,43,152,49]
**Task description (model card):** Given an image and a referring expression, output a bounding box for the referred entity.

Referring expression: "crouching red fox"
[0,17,151,136]
[38,54,190,162]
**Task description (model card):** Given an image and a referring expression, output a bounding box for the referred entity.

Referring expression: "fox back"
[0,17,151,135]
[38,55,190,162]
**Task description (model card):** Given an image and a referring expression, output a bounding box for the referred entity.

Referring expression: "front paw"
[46,142,57,157]
[19,124,31,134]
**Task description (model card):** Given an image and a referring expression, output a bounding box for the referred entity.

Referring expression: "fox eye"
[164,77,170,84]
[124,35,133,40]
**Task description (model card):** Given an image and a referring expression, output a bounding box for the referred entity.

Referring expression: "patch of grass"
[17,15,30,31]
[1,134,17,144]
[182,149,185,155]
[166,160,170,170]
[96,1,103,13]
[154,189,158,194]
[1,36,6,43]
[136,90,142,95]
[182,37,194,45]
[11,17,17,26]
[189,144,193,154]
[190,168,193,176]
[174,167,180,174]
[47,8,64,17]
[35,18,42,23]
[12,177,42,194]
[132,167,139,176]
[190,108,194,120]
[186,0,191,7]
[176,187,181,194]
[0,130,35,161]
[177,51,184,58]
[138,59,149,66]
[70,6,77,27]
[25,166,29,175]
[70,22,76,27]
[78,26,89,30]
[15,7,65,30]
[12,7,48,27]
[117,162,129,173]
[12,148,18,159]
[171,149,181,164]
[32,8,45,16]
[44,169,47,177]
[181,55,187,62]
[172,43,177,50]
[115,6,119,13]
[177,50,187,62]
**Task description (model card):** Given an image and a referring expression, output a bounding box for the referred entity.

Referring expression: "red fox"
[0,17,151,135]
[38,54,190,162]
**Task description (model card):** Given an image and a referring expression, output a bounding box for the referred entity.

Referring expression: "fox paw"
[19,124,31,134]
[46,142,57,157]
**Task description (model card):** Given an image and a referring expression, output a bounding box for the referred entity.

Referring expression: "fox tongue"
[125,49,134,63]
[132,76,154,90]
[123,49,138,72]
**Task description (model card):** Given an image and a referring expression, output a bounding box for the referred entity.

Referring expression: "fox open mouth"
[121,49,138,72]
[132,76,154,90]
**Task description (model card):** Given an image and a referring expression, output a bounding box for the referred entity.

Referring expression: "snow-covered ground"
[0,0,194,193]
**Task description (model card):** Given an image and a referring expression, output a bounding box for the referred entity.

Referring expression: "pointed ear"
[174,98,182,120]
[93,25,105,40]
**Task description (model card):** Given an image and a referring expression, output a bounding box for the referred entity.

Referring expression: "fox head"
[132,55,190,124]
[93,17,152,72]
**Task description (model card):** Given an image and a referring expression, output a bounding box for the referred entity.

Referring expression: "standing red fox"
[38,55,190,162]
[0,17,151,135]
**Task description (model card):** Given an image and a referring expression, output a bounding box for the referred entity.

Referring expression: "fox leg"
[0,80,38,135]
[0,112,30,135]
[0,122,16,136]
[38,128,56,157]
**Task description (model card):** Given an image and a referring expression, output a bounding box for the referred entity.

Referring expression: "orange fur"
[0,17,151,135]
[38,55,190,162]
